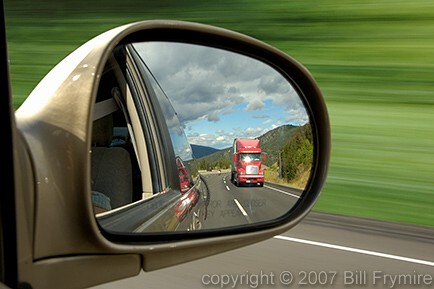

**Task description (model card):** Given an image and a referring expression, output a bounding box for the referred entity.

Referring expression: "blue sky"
[185,100,289,149]
[134,42,309,149]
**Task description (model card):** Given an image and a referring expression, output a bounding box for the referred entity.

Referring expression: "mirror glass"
[92,41,313,233]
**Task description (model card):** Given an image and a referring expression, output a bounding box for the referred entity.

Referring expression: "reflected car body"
[177,157,193,194]
[92,44,208,232]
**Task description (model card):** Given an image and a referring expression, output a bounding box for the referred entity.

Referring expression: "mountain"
[258,124,300,166]
[191,144,220,159]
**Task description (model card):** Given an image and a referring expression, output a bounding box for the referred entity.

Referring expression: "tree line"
[280,124,313,182]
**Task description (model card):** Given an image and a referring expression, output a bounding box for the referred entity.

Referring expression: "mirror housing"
[13,20,330,288]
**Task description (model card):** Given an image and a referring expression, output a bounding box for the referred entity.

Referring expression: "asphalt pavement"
[92,210,434,289]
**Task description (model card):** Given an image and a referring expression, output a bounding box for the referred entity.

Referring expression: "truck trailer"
[231,138,266,187]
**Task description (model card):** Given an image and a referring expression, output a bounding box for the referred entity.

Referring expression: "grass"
[4,0,434,227]
[264,164,311,190]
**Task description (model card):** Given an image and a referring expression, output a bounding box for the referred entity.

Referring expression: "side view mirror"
[14,20,330,288]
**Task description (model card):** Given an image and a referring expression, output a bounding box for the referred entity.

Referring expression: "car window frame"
[124,44,181,194]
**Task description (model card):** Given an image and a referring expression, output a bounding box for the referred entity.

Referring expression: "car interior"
[91,113,133,212]
[90,64,145,213]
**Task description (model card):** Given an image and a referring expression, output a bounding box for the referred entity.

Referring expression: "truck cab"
[231,138,266,187]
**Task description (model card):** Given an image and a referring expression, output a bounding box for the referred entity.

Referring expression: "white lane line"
[226,186,231,191]
[264,185,300,199]
[234,198,248,216]
[274,235,434,267]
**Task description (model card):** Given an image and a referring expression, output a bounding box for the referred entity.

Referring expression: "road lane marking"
[234,198,252,224]
[234,199,248,216]
[264,185,300,199]
[274,235,434,267]
[226,186,230,191]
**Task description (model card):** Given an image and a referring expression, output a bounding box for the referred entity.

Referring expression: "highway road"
[92,174,434,289]
[201,172,302,229]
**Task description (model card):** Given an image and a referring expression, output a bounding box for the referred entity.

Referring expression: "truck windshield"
[240,153,261,163]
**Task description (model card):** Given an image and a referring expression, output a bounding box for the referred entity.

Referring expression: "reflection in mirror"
[92,41,313,234]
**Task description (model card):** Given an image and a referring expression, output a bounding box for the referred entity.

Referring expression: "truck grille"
[246,165,259,175]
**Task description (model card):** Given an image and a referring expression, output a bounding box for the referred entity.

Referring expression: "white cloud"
[244,99,265,112]
[133,42,310,148]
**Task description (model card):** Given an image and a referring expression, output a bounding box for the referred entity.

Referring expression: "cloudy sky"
[134,42,309,149]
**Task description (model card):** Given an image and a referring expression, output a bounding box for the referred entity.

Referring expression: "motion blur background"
[4,0,434,227]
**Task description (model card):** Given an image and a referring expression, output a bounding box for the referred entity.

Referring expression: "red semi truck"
[231,138,266,187]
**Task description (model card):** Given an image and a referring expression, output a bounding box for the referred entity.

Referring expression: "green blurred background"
[4,0,434,227]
